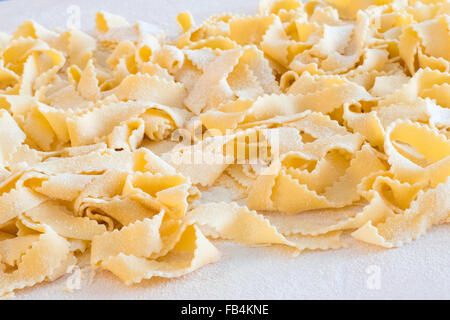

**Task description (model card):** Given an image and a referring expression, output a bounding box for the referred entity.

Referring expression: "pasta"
[0,0,449,297]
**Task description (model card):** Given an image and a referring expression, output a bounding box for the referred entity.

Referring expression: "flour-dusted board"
[0,0,449,300]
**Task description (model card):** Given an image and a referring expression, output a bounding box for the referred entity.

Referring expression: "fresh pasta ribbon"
[91,212,166,265]
[0,181,47,225]
[400,15,450,74]
[187,202,292,246]
[248,142,386,213]
[352,177,450,248]
[0,227,72,297]
[264,169,427,238]
[113,74,186,108]
[187,202,345,251]
[20,201,107,241]
[92,212,220,285]
[0,109,26,167]
[0,0,449,297]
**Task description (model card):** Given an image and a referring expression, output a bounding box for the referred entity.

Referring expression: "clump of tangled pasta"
[0,0,449,297]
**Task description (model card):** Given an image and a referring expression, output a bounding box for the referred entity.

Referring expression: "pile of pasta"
[0,0,449,297]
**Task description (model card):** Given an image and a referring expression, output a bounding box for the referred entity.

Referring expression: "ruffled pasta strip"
[92,213,220,285]
[140,106,189,142]
[33,173,96,201]
[200,81,371,132]
[0,109,26,167]
[265,206,365,236]
[0,227,71,297]
[0,184,47,225]
[184,48,243,114]
[32,149,134,174]
[0,235,40,266]
[187,202,292,246]
[384,120,450,185]
[352,177,450,248]
[67,101,147,146]
[188,202,346,251]
[267,170,424,238]
[122,172,192,218]
[20,201,107,240]
[163,134,241,187]
[67,98,188,147]
[72,168,193,228]
[96,12,129,35]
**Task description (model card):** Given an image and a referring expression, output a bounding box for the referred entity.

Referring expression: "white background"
[0,0,449,299]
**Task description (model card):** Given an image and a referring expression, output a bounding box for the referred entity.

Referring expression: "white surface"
[1,0,449,300]
[14,225,450,300]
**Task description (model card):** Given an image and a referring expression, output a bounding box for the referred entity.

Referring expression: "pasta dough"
[0,0,449,297]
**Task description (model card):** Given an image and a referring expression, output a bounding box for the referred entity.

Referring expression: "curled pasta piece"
[140,105,190,142]
[20,201,107,240]
[113,74,186,108]
[280,70,299,91]
[352,177,450,248]
[384,120,450,185]
[0,184,46,226]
